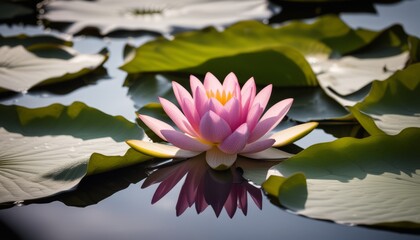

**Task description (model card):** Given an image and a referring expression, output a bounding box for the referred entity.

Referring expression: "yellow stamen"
[207,90,233,105]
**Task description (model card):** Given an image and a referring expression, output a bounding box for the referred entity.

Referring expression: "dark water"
[1,1,420,240]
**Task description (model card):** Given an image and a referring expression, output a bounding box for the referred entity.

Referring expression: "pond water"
[1,1,419,240]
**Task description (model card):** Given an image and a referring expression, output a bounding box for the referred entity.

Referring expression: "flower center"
[207,90,233,105]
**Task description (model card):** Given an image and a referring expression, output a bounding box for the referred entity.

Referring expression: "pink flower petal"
[194,85,209,117]
[223,98,241,130]
[223,72,241,97]
[252,84,272,113]
[176,186,190,216]
[199,111,232,143]
[240,138,275,154]
[240,77,256,112]
[240,147,293,159]
[172,81,192,107]
[152,169,187,204]
[181,97,200,132]
[248,98,293,143]
[161,129,211,152]
[190,75,205,98]
[141,164,179,188]
[246,184,262,209]
[205,147,237,170]
[182,159,205,205]
[246,104,264,132]
[204,174,231,217]
[225,189,238,218]
[138,114,175,141]
[238,187,248,215]
[177,163,202,216]
[204,72,222,92]
[208,97,226,116]
[195,178,208,214]
[218,123,249,154]
[159,97,196,136]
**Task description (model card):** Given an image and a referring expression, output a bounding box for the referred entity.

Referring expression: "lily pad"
[317,51,409,107]
[351,63,420,135]
[0,102,142,141]
[0,34,72,49]
[408,35,420,65]
[120,18,341,86]
[41,0,274,35]
[268,86,349,121]
[25,159,151,207]
[0,45,108,93]
[125,73,176,109]
[265,128,420,230]
[0,128,128,204]
[121,15,413,87]
[0,1,33,21]
[0,102,152,204]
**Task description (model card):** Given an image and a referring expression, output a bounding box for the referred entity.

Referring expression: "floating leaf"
[0,102,152,204]
[268,1,380,24]
[121,15,412,87]
[0,45,108,93]
[0,128,128,204]
[120,18,341,86]
[26,159,150,207]
[125,73,175,109]
[351,63,420,135]
[262,173,307,210]
[0,1,33,20]
[0,34,72,49]
[41,0,274,35]
[408,35,420,65]
[265,128,420,230]
[268,86,349,121]
[0,102,142,141]
[317,51,409,107]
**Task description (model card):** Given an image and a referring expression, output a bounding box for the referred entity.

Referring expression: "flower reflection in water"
[142,154,263,218]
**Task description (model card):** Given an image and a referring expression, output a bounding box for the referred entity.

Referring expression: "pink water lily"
[142,154,262,218]
[127,72,318,170]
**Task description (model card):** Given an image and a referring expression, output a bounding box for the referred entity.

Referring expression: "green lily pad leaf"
[266,128,420,229]
[0,128,129,204]
[318,122,369,139]
[274,15,378,55]
[235,157,283,186]
[183,46,318,87]
[350,63,420,135]
[120,18,339,86]
[42,0,274,35]
[0,45,108,93]
[125,73,175,109]
[0,34,72,49]
[0,102,152,204]
[317,51,409,107]
[262,173,307,210]
[26,161,150,207]
[351,24,410,56]
[268,86,349,121]
[407,35,420,65]
[0,102,142,141]
[0,1,33,20]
